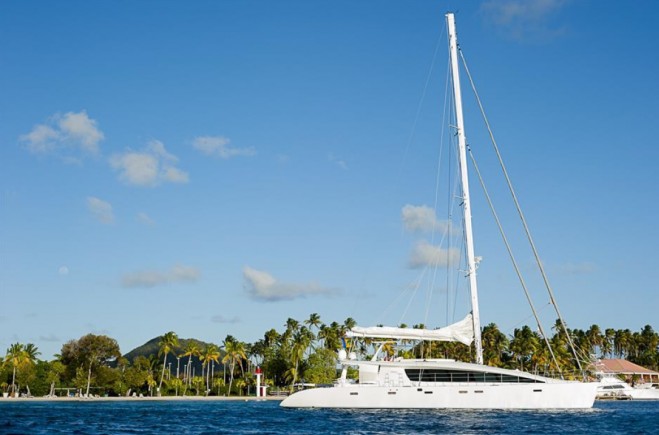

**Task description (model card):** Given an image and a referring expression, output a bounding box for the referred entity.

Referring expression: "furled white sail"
[346,314,474,346]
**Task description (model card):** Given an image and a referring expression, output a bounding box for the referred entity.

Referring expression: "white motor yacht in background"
[596,374,659,400]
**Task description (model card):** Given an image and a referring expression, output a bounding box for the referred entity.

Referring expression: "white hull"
[629,388,659,400]
[596,376,659,400]
[281,381,597,409]
[282,359,597,409]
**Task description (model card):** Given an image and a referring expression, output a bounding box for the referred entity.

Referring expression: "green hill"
[123,337,224,375]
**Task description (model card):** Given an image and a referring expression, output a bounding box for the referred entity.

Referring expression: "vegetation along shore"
[2,314,657,399]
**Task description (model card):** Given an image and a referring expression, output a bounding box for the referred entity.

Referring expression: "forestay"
[346,314,474,346]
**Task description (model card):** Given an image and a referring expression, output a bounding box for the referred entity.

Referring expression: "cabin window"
[404,369,544,384]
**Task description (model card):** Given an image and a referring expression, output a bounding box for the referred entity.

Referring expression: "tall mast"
[446,12,483,365]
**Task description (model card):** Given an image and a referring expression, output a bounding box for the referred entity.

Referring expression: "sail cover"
[345,314,474,346]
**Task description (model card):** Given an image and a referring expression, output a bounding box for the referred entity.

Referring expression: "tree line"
[2,315,658,397]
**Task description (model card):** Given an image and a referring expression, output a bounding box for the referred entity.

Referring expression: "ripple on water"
[0,400,657,434]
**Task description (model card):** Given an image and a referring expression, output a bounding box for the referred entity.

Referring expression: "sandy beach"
[0,395,284,403]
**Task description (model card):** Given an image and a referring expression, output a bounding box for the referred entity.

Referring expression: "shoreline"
[0,395,284,403]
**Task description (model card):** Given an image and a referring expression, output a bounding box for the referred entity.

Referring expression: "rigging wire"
[467,148,563,378]
[423,57,449,329]
[398,27,445,176]
[376,269,427,327]
[369,22,448,333]
[438,65,470,329]
[443,69,468,328]
[458,48,585,377]
[508,302,553,331]
[353,24,447,336]
[425,56,459,329]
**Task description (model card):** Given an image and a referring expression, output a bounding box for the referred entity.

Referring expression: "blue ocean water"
[0,400,657,434]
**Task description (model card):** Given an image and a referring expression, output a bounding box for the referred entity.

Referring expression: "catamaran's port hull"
[280,382,598,409]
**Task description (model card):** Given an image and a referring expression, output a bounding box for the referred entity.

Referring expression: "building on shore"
[595,359,659,384]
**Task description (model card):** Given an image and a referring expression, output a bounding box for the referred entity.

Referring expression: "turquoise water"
[0,400,657,434]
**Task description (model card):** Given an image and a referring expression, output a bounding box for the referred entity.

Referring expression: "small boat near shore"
[596,374,659,400]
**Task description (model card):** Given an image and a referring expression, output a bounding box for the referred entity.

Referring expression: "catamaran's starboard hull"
[280,382,598,409]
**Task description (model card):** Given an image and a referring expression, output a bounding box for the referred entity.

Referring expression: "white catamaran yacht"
[281,13,597,409]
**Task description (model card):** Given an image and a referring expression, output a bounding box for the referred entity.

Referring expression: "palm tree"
[637,325,659,367]
[191,376,204,396]
[305,313,322,331]
[158,331,179,395]
[602,328,615,358]
[509,326,539,371]
[264,329,280,348]
[586,324,603,357]
[287,328,312,388]
[614,329,632,358]
[234,378,246,396]
[549,334,573,378]
[285,318,300,333]
[212,377,225,396]
[381,341,396,359]
[222,337,247,395]
[2,342,40,397]
[180,341,200,393]
[4,343,25,396]
[147,355,159,396]
[481,323,508,367]
[201,344,220,394]
[318,322,342,350]
[21,343,40,396]
[249,339,266,367]
[305,313,322,351]
[530,338,553,375]
[281,318,300,348]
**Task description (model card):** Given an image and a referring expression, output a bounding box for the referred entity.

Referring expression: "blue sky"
[1,0,658,359]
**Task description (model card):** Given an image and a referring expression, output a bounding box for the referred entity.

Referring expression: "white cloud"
[58,266,70,276]
[87,196,115,224]
[110,153,157,185]
[243,266,340,302]
[211,315,241,324]
[58,111,104,153]
[402,204,453,234]
[110,140,188,187]
[555,262,596,275]
[409,240,460,269]
[20,124,60,153]
[137,212,155,226]
[147,140,177,161]
[20,110,104,155]
[39,334,61,343]
[192,136,256,159]
[328,153,348,170]
[83,324,111,335]
[481,0,569,41]
[122,264,200,288]
[163,166,189,183]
